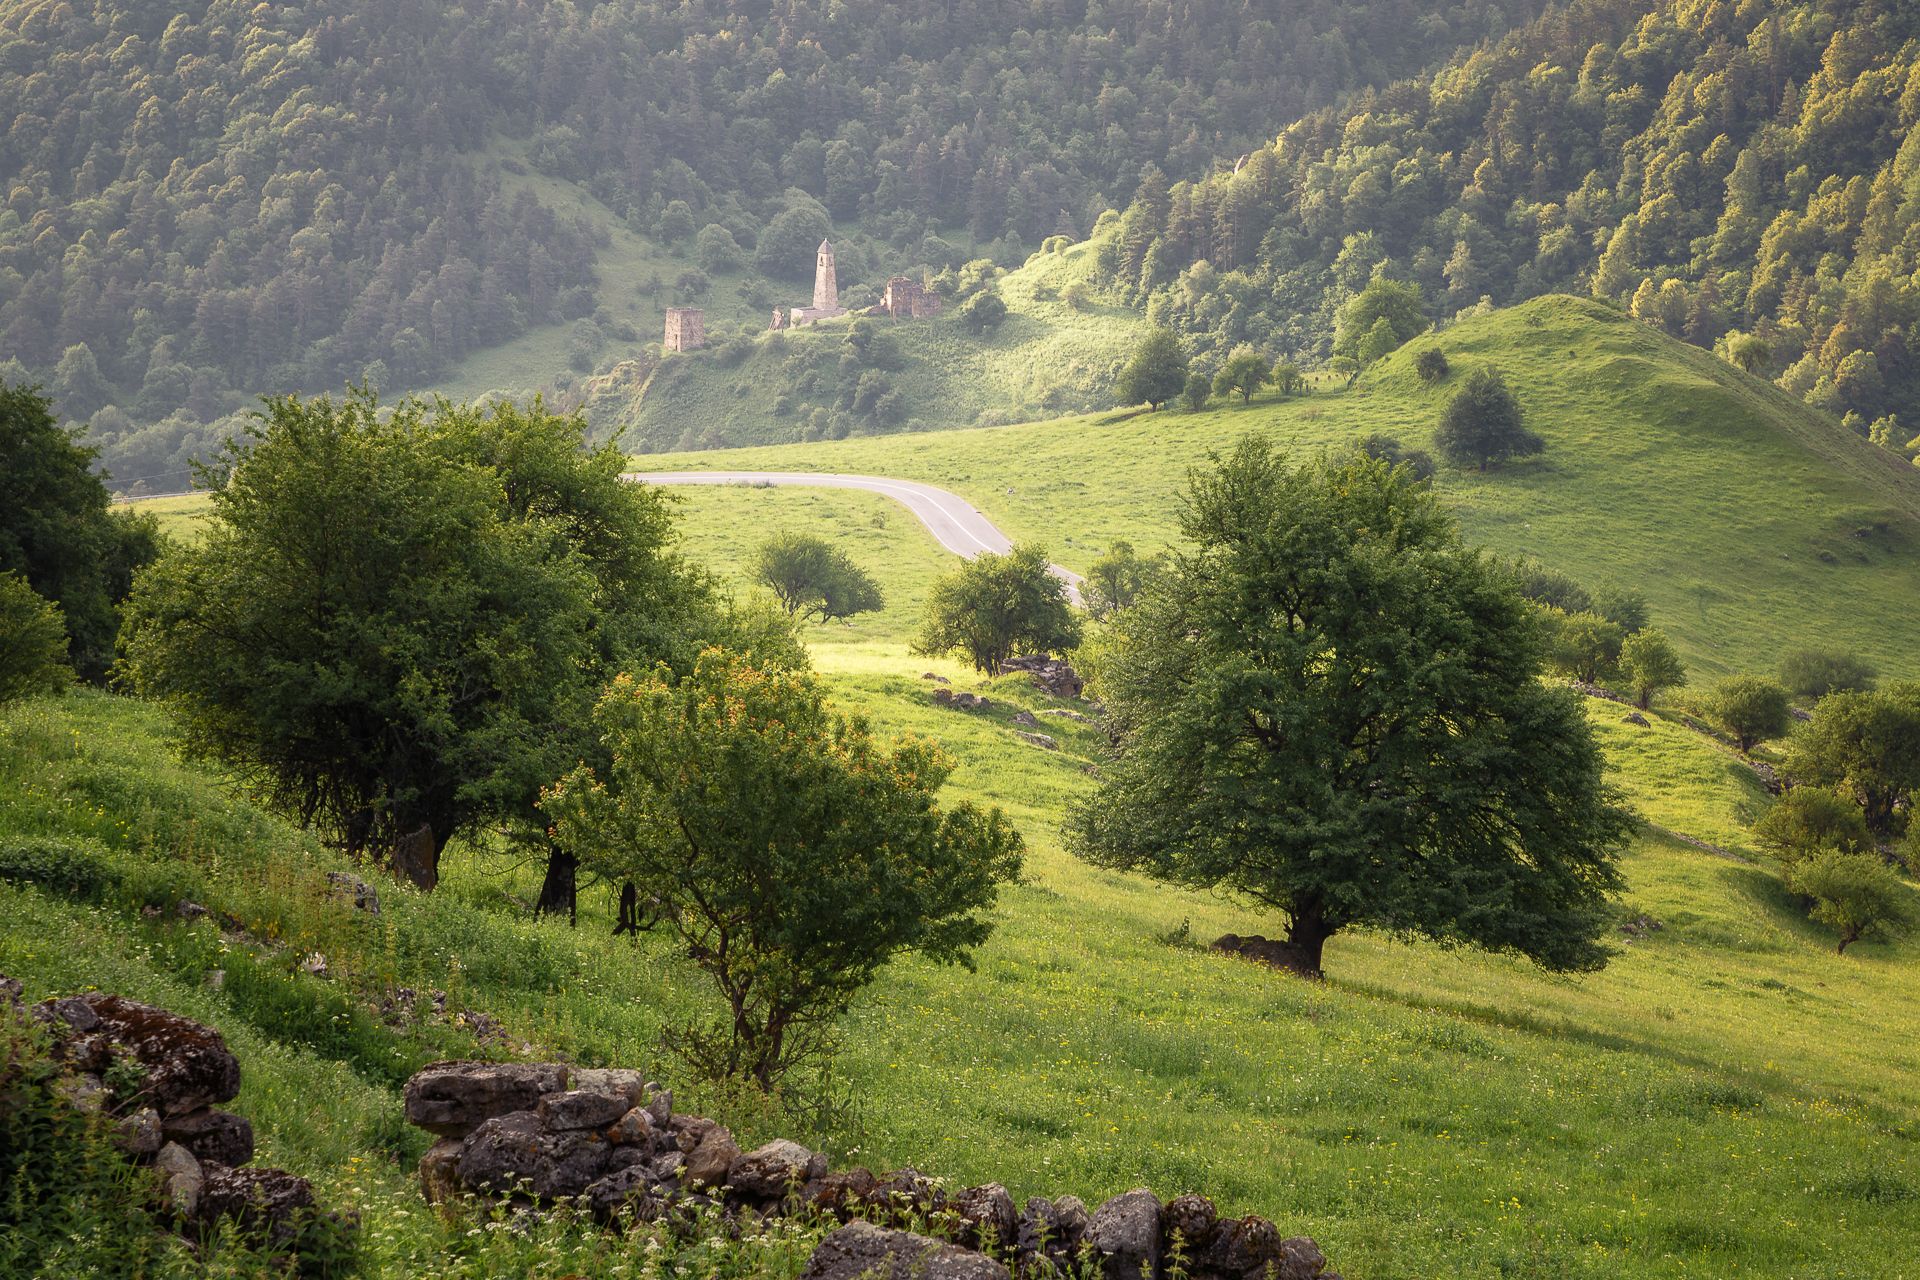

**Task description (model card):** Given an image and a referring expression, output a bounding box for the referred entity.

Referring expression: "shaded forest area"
[1106,0,1920,456]
[0,0,1549,490]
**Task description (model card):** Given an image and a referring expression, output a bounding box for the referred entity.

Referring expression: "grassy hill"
[637,295,1920,679]
[618,240,1146,452]
[9,512,1920,1276]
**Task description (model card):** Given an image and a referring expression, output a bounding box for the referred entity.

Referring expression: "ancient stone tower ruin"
[813,240,838,312]
[663,307,705,352]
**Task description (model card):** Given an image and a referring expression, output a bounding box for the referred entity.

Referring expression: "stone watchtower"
[813,240,838,312]
[663,307,705,352]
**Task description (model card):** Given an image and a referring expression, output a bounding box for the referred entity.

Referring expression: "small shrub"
[0,573,71,703]
[1778,649,1877,701]
[1414,347,1450,384]
[1754,787,1872,863]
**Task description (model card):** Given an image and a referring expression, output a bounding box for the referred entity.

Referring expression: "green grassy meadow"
[638,295,1920,680]
[54,297,1920,1275]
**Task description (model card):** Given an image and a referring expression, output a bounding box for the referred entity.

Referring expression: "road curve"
[624,470,1083,602]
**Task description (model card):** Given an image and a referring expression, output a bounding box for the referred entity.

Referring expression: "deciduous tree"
[1619,629,1686,708]
[545,650,1023,1087]
[1435,368,1543,471]
[1069,442,1629,978]
[752,532,884,623]
[1115,328,1188,410]
[912,545,1081,674]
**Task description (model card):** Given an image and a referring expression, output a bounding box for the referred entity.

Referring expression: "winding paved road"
[624,470,1083,602]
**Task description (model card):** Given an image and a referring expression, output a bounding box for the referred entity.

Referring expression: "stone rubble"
[403,1058,1340,1279]
[12,981,346,1249]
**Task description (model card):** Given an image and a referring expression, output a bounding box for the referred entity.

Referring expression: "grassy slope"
[97,443,1920,1276]
[637,295,1920,679]
[623,240,1146,451]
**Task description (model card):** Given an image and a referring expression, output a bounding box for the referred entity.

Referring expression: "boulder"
[456,1110,613,1199]
[950,1182,1017,1248]
[643,1085,673,1127]
[874,1166,944,1220]
[403,1061,569,1137]
[800,1219,1009,1280]
[1001,655,1083,699]
[1161,1193,1219,1254]
[53,1071,108,1114]
[61,995,240,1116]
[1012,710,1039,727]
[538,1089,629,1132]
[154,1141,203,1217]
[727,1138,822,1200]
[116,1107,163,1159]
[1274,1235,1332,1280]
[418,1137,464,1204]
[607,1105,655,1145]
[1012,729,1058,750]
[1205,1215,1282,1278]
[805,1166,879,1220]
[197,1163,317,1243]
[161,1107,254,1167]
[1018,1194,1089,1265]
[583,1165,674,1223]
[0,973,21,1007]
[683,1126,739,1188]
[32,995,102,1035]
[569,1067,652,1110]
[1622,711,1650,727]
[1088,1188,1161,1279]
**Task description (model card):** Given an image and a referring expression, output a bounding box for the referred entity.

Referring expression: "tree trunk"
[535,845,577,925]
[613,880,642,936]
[392,823,438,892]
[1279,908,1335,980]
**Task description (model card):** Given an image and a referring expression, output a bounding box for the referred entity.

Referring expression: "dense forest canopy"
[1104,0,1920,453]
[0,0,1550,490]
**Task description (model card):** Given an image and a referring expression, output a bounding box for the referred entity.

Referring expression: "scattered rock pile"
[1001,655,1084,699]
[9,980,338,1247]
[932,688,993,711]
[403,1059,1339,1279]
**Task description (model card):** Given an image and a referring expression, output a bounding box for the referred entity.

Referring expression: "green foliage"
[1181,372,1212,412]
[1779,650,1878,701]
[1083,541,1158,620]
[1068,441,1629,978]
[1705,676,1793,753]
[912,546,1081,675]
[1546,611,1624,685]
[0,574,70,704]
[1355,434,1435,482]
[545,650,1022,1086]
[1755,787,1874,863]
[1100,0,1920,428]
[1211,347,1270,403]
[1513,560,1592,615]
[754,205,835,280]
[696,224,748,274]
[1332,279,1428,363]
[1272,362,1307,395]
[1414,347,1451,385]
[1591,585,1649,636]
[751,532,884,623]
[121,391,705,885]
[1435,367,1542,471]
[1784,849,1912,955]
[1783,684,1920,837]
[1115,328,1188,410]
[1619,629,1686,710]
[958,290,1009,335]
[0,381,159,681]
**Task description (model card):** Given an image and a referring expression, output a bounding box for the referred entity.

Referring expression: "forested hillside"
[0,0,1548,491]
[1108,0,1920,454]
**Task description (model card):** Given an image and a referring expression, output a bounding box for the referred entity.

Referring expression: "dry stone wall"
[403,1059,1341,1279]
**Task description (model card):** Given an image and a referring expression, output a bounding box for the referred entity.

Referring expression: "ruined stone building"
[663,306,705,352]
[876,275,942,319]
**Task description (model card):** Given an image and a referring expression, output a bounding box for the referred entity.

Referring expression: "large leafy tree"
[1068,441,1629,978]
[753,532,884,623]
[1434,368,1543,471]
[545,650,1023,1087]
[1115,328,1189,411]
[0,381,159,681]
[121,392,710,893]
[912,545,1082,675]
[0,573,71,704]
[1784,684,1920,837]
